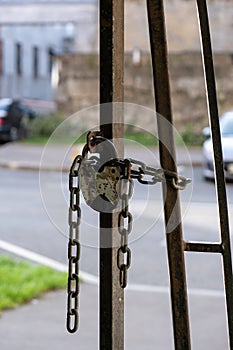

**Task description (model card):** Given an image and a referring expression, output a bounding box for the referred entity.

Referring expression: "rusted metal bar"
[184,241,223,254]
[99,1,124,349]
[146,1,191,349]
[196,1,233,348]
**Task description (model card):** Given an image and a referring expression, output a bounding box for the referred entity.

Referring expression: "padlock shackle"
[90,136,118,158]
[84,134,118,163]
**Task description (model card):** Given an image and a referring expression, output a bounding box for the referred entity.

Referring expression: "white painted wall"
[0,0,98,101]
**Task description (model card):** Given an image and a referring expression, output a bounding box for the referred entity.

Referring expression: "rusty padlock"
[79,132,123,213]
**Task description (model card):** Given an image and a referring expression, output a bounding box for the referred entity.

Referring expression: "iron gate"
[67,0,233,349]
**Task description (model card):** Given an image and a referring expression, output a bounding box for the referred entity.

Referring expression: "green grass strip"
[0,255,67,312]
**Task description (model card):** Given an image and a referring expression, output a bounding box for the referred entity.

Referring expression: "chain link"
[129,158,191,190]
[66,155,82,333]
[117,160,133,288]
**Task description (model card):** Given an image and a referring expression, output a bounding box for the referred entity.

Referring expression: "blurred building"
[124,0,233,53]
[0,0,98,106]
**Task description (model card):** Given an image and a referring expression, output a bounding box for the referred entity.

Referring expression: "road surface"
[0,167,233,349]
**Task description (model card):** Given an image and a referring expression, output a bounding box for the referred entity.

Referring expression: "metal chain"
[129,158,191,190]
[117,159,133,288]
[65,138,191,331]
[66,155,82,333]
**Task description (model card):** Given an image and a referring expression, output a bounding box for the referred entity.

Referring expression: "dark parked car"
[203,110,233,180]
[0,98,36,141]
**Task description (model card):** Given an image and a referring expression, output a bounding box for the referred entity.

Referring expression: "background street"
[0,163,232,349]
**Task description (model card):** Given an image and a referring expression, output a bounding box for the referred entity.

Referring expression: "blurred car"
[0,98,36,142]
[203,110,233,180]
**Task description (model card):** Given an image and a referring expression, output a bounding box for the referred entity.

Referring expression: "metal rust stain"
[79,163,120,207]
[96,166,120,204]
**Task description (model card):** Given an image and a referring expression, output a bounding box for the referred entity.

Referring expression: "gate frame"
[99,1,125,349]
[98,0,233,349]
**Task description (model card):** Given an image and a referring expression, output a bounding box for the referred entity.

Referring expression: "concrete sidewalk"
[0,285,174,350]
[0,142,202,172]
[0,283,228,350]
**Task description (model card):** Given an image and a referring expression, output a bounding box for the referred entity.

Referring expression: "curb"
[0,159,203,172]
[0,143,203,172]
[0,161,202,172]
[0,161,70,173]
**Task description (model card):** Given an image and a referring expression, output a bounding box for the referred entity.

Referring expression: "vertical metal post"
[99,1,124,349]
[196,1,233,348]
[146,1,191,349]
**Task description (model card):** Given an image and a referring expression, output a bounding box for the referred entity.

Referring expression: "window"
[0,40,3,75]
[16,43,22,76]
[33,46,39,79]
[48,47,55,75]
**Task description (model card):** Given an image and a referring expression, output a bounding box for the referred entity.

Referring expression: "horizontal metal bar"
[184,241,223,254]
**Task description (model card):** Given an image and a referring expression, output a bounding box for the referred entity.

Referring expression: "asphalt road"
[0,166,233,287]
[0,166,233,349]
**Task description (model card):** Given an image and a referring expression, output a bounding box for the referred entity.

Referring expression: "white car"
[203,111,233,180]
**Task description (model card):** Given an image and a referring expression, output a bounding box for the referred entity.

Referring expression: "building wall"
[124,0,233,52]
[56,52,233,132]
[0,23,78,100]
[0,0,98,102]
